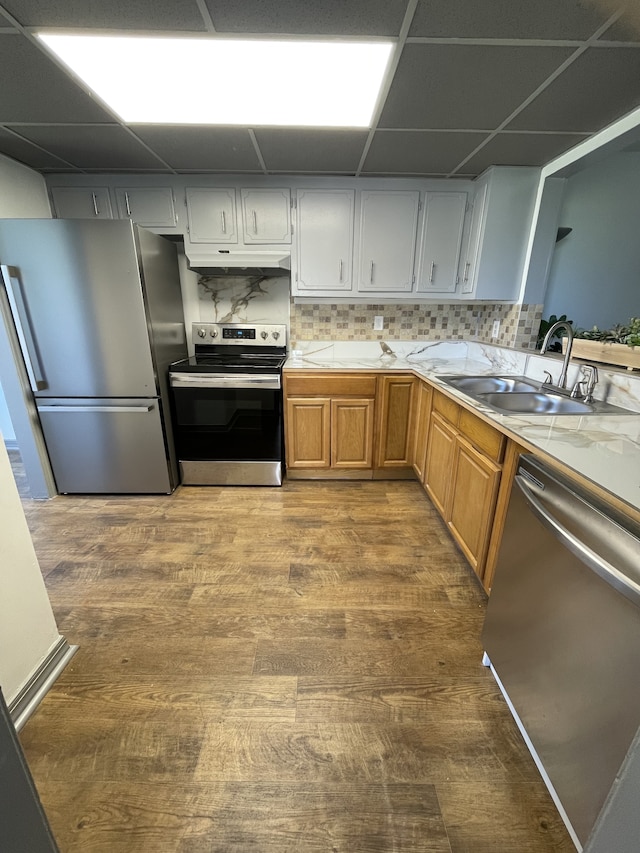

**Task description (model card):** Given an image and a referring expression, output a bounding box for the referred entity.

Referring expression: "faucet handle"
[542,370,554,386]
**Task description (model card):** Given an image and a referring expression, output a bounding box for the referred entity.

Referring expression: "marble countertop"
[284,340,640,514]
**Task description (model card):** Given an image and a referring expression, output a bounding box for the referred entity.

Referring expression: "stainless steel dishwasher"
[482,454,640,851]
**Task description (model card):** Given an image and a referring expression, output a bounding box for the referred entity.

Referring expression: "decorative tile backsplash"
[195,275,542,351]
[290,301,543,350]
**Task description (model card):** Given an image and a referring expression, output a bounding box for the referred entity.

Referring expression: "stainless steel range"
[169,322,287,486]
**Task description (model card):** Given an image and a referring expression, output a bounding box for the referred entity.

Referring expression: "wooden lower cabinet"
[284,371,415,478]
[411,380,433,481]
[448,435,501,576]
[423,390,506,585]
[375,374,415,469]
[284,372,377,477]
[331,398,374,468]
[286,397,330,468]
[424,411,456,516]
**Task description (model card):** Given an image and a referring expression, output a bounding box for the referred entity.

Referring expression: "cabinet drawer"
[459,408,505,462]
[432,390,460,425]
[285,375,377,397]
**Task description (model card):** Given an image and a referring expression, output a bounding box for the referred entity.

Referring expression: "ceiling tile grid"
[0,0,637,178]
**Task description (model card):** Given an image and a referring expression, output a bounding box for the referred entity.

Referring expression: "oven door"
[169,372,283,485]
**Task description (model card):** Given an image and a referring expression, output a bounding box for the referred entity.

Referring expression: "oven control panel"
[192,322,287,347]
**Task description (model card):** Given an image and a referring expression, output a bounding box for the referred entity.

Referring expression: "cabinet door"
[448,434,501,578]
[357,191,419,293]
[416,192,467,294]
[331,398,374,469]
[50,186,113,219]
[115,187,176,228]
[460,182,487,294]
[411,381,433,481]
[295,189,354,292]
[285,398,331,468]
[185,188,238,244]
[241,189,291,244]
[424,411,457,517]
[375,375,415,468]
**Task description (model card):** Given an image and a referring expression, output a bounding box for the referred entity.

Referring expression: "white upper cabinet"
[460,182,487,295]
[416,192,467,294]
[356,190,420,293]
[185,188,238,244]
[240,189,292,244]
[115,187,177,228]
[294,189,355,293]
[461,166,539,301]
[50,186,113,220]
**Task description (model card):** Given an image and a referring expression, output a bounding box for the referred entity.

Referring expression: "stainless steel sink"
[440,375,539,394]
[480,391,593,415]
[439,374,635,416]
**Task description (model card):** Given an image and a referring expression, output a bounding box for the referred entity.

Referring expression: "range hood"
[186,249,291,276]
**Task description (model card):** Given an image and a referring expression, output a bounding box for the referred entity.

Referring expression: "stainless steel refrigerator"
[0,218,187,494]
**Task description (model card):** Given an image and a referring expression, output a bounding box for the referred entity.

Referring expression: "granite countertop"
[284,340,640,515]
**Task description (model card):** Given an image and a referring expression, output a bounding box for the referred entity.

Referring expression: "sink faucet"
[540,320,574,390]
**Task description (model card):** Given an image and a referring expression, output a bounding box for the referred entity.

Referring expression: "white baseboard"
[9,637,78,732]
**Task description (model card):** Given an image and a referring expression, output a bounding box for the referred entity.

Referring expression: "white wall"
[0,380,15,442]
[0,436,61,703]
[543,153,640,331]
[0,156,63,708]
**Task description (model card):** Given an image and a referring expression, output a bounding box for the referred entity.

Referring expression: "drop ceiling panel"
[599,8,640,42]
[461,132,590,174]
[205,0,408,36]
[378,44,576,130]
[362,130,488,174]
[12,125,169,170]
[254,130,369,173]
[0,0,207,30]
[508,47,640,133]
[0,127,74,169]
[131,127,263,172]
[0,34,115,123]
[409,0,613,40]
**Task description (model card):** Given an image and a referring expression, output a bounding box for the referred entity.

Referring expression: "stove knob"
[197,328,206,338]
[210,330,218,338]
[261,331,268,340]
[272,331,280,340]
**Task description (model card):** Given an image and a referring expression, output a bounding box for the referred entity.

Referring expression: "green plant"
[574,317,640,348]
[536,314,573,350]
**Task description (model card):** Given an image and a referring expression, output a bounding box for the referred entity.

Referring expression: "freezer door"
[37,398,173,494]
[0,219,157,398]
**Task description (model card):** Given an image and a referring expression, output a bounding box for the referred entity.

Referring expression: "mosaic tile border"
[290,301,543,349]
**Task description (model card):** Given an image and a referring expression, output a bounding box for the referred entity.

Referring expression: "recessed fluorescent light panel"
[37,34,394,127]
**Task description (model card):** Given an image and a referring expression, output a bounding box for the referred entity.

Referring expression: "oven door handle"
[170,373,281,390]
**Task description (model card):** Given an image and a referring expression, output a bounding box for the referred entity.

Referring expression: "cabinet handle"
[124,191,131,217]
[429,261,436,283]
[370,261,375,283]
[463,261,470,282]
[221,210,226,234]
[339,259,343,282]
[91,192,99,216]
[252,209,258,234]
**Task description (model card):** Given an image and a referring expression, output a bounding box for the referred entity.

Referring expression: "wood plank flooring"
[11,452,574,852]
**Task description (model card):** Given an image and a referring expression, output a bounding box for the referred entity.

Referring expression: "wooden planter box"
[563,338,640,371]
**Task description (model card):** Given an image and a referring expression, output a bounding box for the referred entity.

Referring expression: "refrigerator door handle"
[38,404,153,414]
[1,265,47,391]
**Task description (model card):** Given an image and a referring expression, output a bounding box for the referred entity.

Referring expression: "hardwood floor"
[13,459,574,852]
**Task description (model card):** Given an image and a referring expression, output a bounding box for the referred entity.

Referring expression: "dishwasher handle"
[515,474,640,608]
